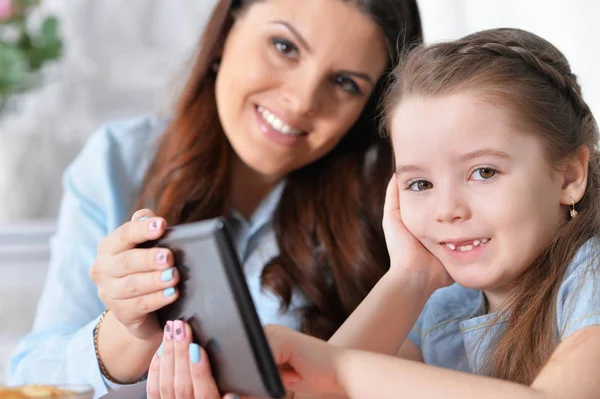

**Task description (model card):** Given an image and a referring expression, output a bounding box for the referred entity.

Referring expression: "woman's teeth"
[445,238,489,252]
[257,106,304,136]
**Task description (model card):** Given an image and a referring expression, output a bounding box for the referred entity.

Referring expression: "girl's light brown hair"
[134,0,423,339]
[382,28,600,383]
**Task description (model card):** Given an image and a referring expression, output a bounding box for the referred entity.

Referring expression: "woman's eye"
[407,180,433,191]
[271,38,298,58]
[333,75,361,95]
[471,167,497,180]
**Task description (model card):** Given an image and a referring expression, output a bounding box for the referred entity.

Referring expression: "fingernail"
[161,267,174,282]
[157,343,163,357]
[189,343,200,363]
[149,218,162,231]
[163,287,175,297]
[164,321,173,340]
[230,394,240,399]
[139,216,150,221]
[174,320,185,341]
[156,251,168,265]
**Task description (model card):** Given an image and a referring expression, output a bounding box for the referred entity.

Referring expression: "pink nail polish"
[174,320,185,341]
[164,321,173,340]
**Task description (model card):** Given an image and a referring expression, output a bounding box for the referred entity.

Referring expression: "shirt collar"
[230,180,285,236]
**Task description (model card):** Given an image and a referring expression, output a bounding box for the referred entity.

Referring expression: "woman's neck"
[229,155,281,221]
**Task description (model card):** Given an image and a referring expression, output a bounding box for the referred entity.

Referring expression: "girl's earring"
[570,198,578,219]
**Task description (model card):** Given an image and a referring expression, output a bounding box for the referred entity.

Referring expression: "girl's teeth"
[257,106,303,136]
[445,239,489,252]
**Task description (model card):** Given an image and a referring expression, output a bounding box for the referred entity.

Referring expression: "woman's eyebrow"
[270,21,376,86]
[271,21,312,53]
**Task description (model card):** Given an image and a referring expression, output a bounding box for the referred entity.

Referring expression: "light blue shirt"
[8,116,308,398]
[408,239,600,373]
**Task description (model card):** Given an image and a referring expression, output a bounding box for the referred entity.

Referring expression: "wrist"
[97,311,162,383]
[383,267,438,299]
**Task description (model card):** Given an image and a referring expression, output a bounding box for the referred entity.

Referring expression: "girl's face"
[215,0,388,182]
[390,93,568,299]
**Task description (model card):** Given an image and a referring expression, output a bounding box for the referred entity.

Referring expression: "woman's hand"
[383,176,453,292]
[90,209,180,340]
[147,321,222,399]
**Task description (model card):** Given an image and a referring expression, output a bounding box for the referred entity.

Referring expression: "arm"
[328,175,450,356]
[270,325,600,399]
[335,326,600,399]
[8,122,161,396]
[327,270,432,355]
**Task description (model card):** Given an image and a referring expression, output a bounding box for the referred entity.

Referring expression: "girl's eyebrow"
[394,149,512,175]
[458,148,512,162]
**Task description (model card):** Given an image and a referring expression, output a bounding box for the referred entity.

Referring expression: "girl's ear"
[559,145,590,205]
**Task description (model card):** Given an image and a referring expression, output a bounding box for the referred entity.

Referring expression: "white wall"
[419,0,599,117]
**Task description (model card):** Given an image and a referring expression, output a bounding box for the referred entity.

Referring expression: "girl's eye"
[271,38,298,58]
[471,167,497,180]
[332,75,361,95]
[407,180,433,191]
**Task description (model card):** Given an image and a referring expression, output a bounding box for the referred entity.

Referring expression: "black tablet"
[142,218,285,399]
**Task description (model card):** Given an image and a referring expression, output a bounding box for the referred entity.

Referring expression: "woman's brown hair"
[135,0,423,339]
[382,28,600,383]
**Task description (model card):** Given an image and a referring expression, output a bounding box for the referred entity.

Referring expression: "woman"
[9,0,422,397]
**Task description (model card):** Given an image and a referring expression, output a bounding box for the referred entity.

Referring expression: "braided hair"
[382,28,600,384]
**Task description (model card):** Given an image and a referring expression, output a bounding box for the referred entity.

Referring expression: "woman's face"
[215,0,388,182]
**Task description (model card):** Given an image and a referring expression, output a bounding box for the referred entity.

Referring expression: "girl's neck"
[483,288,510,314]
[229,155,282,221]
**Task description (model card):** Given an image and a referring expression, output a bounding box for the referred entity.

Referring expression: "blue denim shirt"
[8,116,308,397]
[408,239,600,373]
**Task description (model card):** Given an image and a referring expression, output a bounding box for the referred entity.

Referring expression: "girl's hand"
[147,321,222,399]
[89,209,180,340]
[265,325,344,397]
[383,176,453,292]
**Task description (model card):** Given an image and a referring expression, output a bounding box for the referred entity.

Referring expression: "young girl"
[9,0,423,397]
[257,27,600,398]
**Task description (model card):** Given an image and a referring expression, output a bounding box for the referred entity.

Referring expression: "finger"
[97,215,166,256]
[160,321,176,399]
[112,288,180,324]
[106,266,179,300]
[189,340,221,399]
[383,174,401,222]
[131,208,156,222]
[173,321,194,399]
[146,344,163,399]
[110,247,174,278]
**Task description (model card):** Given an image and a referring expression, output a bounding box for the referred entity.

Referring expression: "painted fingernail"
[161,268,174,282]
[164,321,173,340]
[139,216,150,221]
[231,394,240,399]
[189,343,200,363]
[149,218,162,231]
[174,320,185,341]
[163,287,175,297]
[156,251,168,265]
[157,343,163,357]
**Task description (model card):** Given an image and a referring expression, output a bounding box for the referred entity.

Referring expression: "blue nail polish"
[157,343,163,357]
[163,287,175,297]
[189,343,201,364]
[161,268,174,282]
[231,395,240,399]
[139,216,150,221]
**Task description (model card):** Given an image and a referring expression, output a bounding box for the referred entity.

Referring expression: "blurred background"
[0,0,597,382]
